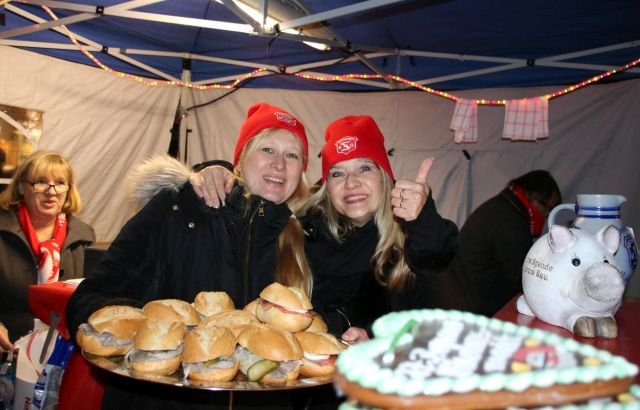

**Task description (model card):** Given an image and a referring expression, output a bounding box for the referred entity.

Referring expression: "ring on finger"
[400,189,405,200]
[399,199,404,208]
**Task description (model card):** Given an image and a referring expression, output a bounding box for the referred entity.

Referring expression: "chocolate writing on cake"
[378,320,578,380]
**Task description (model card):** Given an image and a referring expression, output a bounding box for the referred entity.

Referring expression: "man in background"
[449,170,561,316]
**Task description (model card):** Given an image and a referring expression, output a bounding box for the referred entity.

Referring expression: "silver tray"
[83,351,334,391]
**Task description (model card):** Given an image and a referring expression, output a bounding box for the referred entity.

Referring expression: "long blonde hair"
[0,150,82,213]
[303,169,413,292]
[235,129,313,296]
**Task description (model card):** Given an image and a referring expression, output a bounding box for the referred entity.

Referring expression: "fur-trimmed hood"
[126,154,191,212]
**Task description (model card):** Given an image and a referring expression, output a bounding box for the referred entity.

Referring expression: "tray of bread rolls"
[80,284,346,391]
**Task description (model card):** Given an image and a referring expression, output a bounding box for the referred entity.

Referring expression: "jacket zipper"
[243,200,265,305]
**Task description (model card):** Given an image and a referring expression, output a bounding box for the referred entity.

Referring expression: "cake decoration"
[336,309,638,409]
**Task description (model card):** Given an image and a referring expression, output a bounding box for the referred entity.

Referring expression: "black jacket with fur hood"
[65,156,294,409]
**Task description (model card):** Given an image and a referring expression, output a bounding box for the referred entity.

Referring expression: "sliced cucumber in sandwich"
[247,359,278,381]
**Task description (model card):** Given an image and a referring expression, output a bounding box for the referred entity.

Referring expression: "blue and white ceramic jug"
[548,194,638,285]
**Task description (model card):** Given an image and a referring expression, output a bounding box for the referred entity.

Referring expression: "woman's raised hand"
[190,165,235,208]
[391,157,433,221]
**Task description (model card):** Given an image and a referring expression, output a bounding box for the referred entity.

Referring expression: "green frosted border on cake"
[337,385,640,410]
[337,309,638,398]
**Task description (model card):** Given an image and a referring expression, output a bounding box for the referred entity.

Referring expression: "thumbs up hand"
[392,157,434,221]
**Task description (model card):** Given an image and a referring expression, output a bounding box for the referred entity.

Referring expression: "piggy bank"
[516,224,625,338]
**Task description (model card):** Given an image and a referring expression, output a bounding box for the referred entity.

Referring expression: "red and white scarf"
[510,185,545,237]
[18,202,68,283]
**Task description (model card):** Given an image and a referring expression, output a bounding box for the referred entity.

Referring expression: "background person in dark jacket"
[66,102,313,409]
[0,150,94,349]
[451,170,561,317]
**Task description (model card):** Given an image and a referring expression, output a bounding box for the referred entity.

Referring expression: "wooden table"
[493,295,640,384]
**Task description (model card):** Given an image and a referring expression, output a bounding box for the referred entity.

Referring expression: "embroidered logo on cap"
[274,112,297,126]
[335,136,358,155]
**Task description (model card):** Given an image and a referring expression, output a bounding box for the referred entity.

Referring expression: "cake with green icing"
[335,309,638,409]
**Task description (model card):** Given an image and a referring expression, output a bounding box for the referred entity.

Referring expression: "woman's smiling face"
[238,129,305,204]
[326,157,383,226]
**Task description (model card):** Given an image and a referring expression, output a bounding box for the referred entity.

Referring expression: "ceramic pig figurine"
[516,224,625,338]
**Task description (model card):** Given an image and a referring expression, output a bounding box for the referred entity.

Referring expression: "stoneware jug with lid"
[547,194,637,285]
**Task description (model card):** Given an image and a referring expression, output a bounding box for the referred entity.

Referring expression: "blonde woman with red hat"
[301,115,458,344]
[66,102,312,410]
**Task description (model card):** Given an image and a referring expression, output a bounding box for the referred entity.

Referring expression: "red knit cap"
[233,102,309,169]
[321,115,394,183]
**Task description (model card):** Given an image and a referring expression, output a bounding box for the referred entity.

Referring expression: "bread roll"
[143,299,201,326]
[255,283,313,332]
[199,309,259,337]
[193,291,234,318]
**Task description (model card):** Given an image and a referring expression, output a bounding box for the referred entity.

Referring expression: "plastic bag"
[13,321,56,410]
[32,335,74,410]
[0,349,17,410]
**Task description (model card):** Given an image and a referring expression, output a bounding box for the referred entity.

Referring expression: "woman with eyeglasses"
[0,150,95,350]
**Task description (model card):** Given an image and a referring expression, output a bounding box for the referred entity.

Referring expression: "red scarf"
[17,202,68,283]
[510,185,545,237]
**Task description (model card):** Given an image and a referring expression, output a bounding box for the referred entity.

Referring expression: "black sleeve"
[191,160,234,173]
[65,189,174,341]
[400,192,459,274]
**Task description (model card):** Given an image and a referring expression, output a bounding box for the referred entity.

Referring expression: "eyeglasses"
[24,181,70,194]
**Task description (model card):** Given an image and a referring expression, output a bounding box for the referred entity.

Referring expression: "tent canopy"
[2,0,639,92]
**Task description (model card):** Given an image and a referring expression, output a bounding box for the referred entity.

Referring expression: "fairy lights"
[41,6,640,104]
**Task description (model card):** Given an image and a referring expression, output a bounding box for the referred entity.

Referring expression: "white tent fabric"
[2,46,640,297]
[0,47,181,241]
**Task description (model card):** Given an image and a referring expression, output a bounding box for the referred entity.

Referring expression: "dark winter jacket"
[66,182,293,410]
[452,188,534,316]
[0,207,94,341]
[302,194,458,336]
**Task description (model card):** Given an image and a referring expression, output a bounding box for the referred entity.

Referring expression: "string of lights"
[43,6,640,105]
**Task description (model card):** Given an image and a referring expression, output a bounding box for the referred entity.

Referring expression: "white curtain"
[2,47,638,297]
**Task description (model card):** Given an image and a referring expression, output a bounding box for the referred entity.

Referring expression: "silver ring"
[400,189,405,200]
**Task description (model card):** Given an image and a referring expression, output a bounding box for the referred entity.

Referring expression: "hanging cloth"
[450,98,478,143]
[17,202,68,283]
[503,97,549,141]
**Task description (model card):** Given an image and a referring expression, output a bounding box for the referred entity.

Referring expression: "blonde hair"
[0,150,82,214]
[303,169,413,292]
[235,129,313,296]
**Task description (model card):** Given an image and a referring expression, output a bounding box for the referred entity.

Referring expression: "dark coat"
[0,207,95,341]
[452,188,534,316]
[302,194,459,336]
[66,183,293,410]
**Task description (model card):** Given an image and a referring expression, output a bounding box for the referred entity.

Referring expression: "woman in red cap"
[65,102,312,409]
[301,115,458,343]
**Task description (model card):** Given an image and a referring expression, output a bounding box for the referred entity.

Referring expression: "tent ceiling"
[1,0,639,91]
